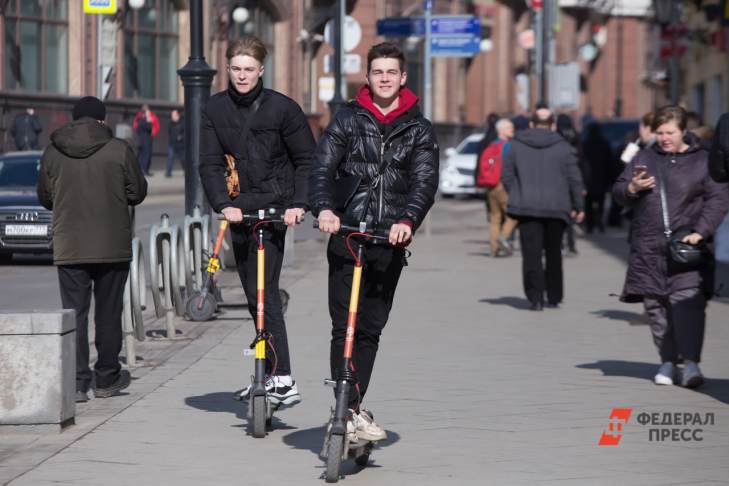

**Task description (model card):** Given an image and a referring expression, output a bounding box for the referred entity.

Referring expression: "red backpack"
[476,140,506,189]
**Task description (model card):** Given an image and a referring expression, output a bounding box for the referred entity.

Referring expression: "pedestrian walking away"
[199,35,315,409]
[613,105,729,388]
[556,113,582,256]
[166,109,185,177]
[309,41,439,452]
[502,107,585,311]
[10,107,42,150]
[133,104,160,176]
[36,96,147,403]
[475,117,517,257]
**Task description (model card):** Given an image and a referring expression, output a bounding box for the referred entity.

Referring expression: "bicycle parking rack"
[149,214,187,339]
[183,205,210,293]
[122,237,147,366]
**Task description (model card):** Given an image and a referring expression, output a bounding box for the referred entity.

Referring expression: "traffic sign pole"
[424,2,432,121]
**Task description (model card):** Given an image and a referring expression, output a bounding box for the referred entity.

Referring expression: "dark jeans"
[643,288,706,363]
[138,142,152,175]
[585,192,605,233]
[165,146,184,176]
[327,236,405,406]
[231,224,291,376]
[518,217,567,305]
[58,262,129,391]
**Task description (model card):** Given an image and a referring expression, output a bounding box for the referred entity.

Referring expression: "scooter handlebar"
[313,220,390,242]
[215,208,287,224]
[242,208,286,223]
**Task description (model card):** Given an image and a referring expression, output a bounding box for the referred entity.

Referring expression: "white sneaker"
[268,375,301,406]
[233,375,301,405]
[353,409,387,441]
[654,362,675,386]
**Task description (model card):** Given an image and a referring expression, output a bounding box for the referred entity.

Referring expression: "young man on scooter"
[309,42,439,441]
[200,36,315,406]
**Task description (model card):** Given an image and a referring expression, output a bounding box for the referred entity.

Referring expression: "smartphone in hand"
[633,164,648,179]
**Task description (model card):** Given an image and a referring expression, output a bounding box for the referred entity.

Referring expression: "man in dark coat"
[37,96,147,402]
[309,42,438,441]
[502,107,585,310]
[165,109,185,177]
[10,107,42,150]
[709,112,729,183]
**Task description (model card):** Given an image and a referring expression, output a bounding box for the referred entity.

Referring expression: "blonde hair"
[226,36,267,64]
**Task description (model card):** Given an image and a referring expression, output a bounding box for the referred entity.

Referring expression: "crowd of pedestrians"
[26,34,729,460]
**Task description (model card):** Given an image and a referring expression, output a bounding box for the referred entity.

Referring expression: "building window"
[235,7,275,89]
[3,0,68,93]
[124,0,179,101]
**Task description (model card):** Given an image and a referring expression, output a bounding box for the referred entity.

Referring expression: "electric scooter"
[316,220,390,483]
[243,208,286,438]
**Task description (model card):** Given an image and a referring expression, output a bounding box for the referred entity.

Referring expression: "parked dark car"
[0,151,52,262]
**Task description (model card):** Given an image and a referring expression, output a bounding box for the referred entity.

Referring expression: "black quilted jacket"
[199,86,315,213]
[308,101,439,231]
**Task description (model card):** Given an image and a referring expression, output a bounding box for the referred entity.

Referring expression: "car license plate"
[5,224,48,236]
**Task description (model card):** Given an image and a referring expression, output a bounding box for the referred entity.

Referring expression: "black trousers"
[518,217,567,305]
[58,262,129,391]
[232,224,291,376]
[327,236,405,406]
[585,192,605,233]
[643,288,706,363]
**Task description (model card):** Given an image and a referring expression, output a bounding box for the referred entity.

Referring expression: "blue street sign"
[430,36,480,57]
[377,16,479,38]
[376,17,424,37]
[430,16,480,36]
[424,0,433,10]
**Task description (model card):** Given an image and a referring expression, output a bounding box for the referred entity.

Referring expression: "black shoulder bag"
[657,162,709,272]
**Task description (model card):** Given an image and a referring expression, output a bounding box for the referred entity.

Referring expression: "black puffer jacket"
[199,83,315,212]
[308,97,439,231]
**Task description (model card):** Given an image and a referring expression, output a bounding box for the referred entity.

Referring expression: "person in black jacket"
[709,113,729,183]
[199,36,314,407]
[10,107,42,150]
[502,108,584,311]
[165,109,185,177]
[37,96,147,403]
[309,42,438,441]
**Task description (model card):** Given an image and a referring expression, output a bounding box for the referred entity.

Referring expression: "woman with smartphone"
[613,105,728,388]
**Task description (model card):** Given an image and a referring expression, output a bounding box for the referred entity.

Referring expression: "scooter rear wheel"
[185,291,217,321]
[325,433,344,483]
[251,395,266,438]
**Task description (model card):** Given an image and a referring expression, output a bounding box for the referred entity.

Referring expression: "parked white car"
[438,133,485,198]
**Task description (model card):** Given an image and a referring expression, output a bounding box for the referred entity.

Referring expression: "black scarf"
[227,79,263,107]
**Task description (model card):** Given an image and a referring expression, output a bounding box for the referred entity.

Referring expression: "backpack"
[476,140,506,188]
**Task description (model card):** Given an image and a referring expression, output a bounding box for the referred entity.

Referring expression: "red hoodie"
[355,85,418,125]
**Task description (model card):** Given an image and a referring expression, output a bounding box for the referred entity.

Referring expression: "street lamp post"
[177,0,217,216]
[328,0,346,116]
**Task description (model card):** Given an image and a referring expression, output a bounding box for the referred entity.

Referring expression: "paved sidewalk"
[2,200,728,485]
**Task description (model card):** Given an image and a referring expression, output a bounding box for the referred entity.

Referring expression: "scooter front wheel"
[185,291,217,321]
[251,395,267,438]
[325,433,344,483]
